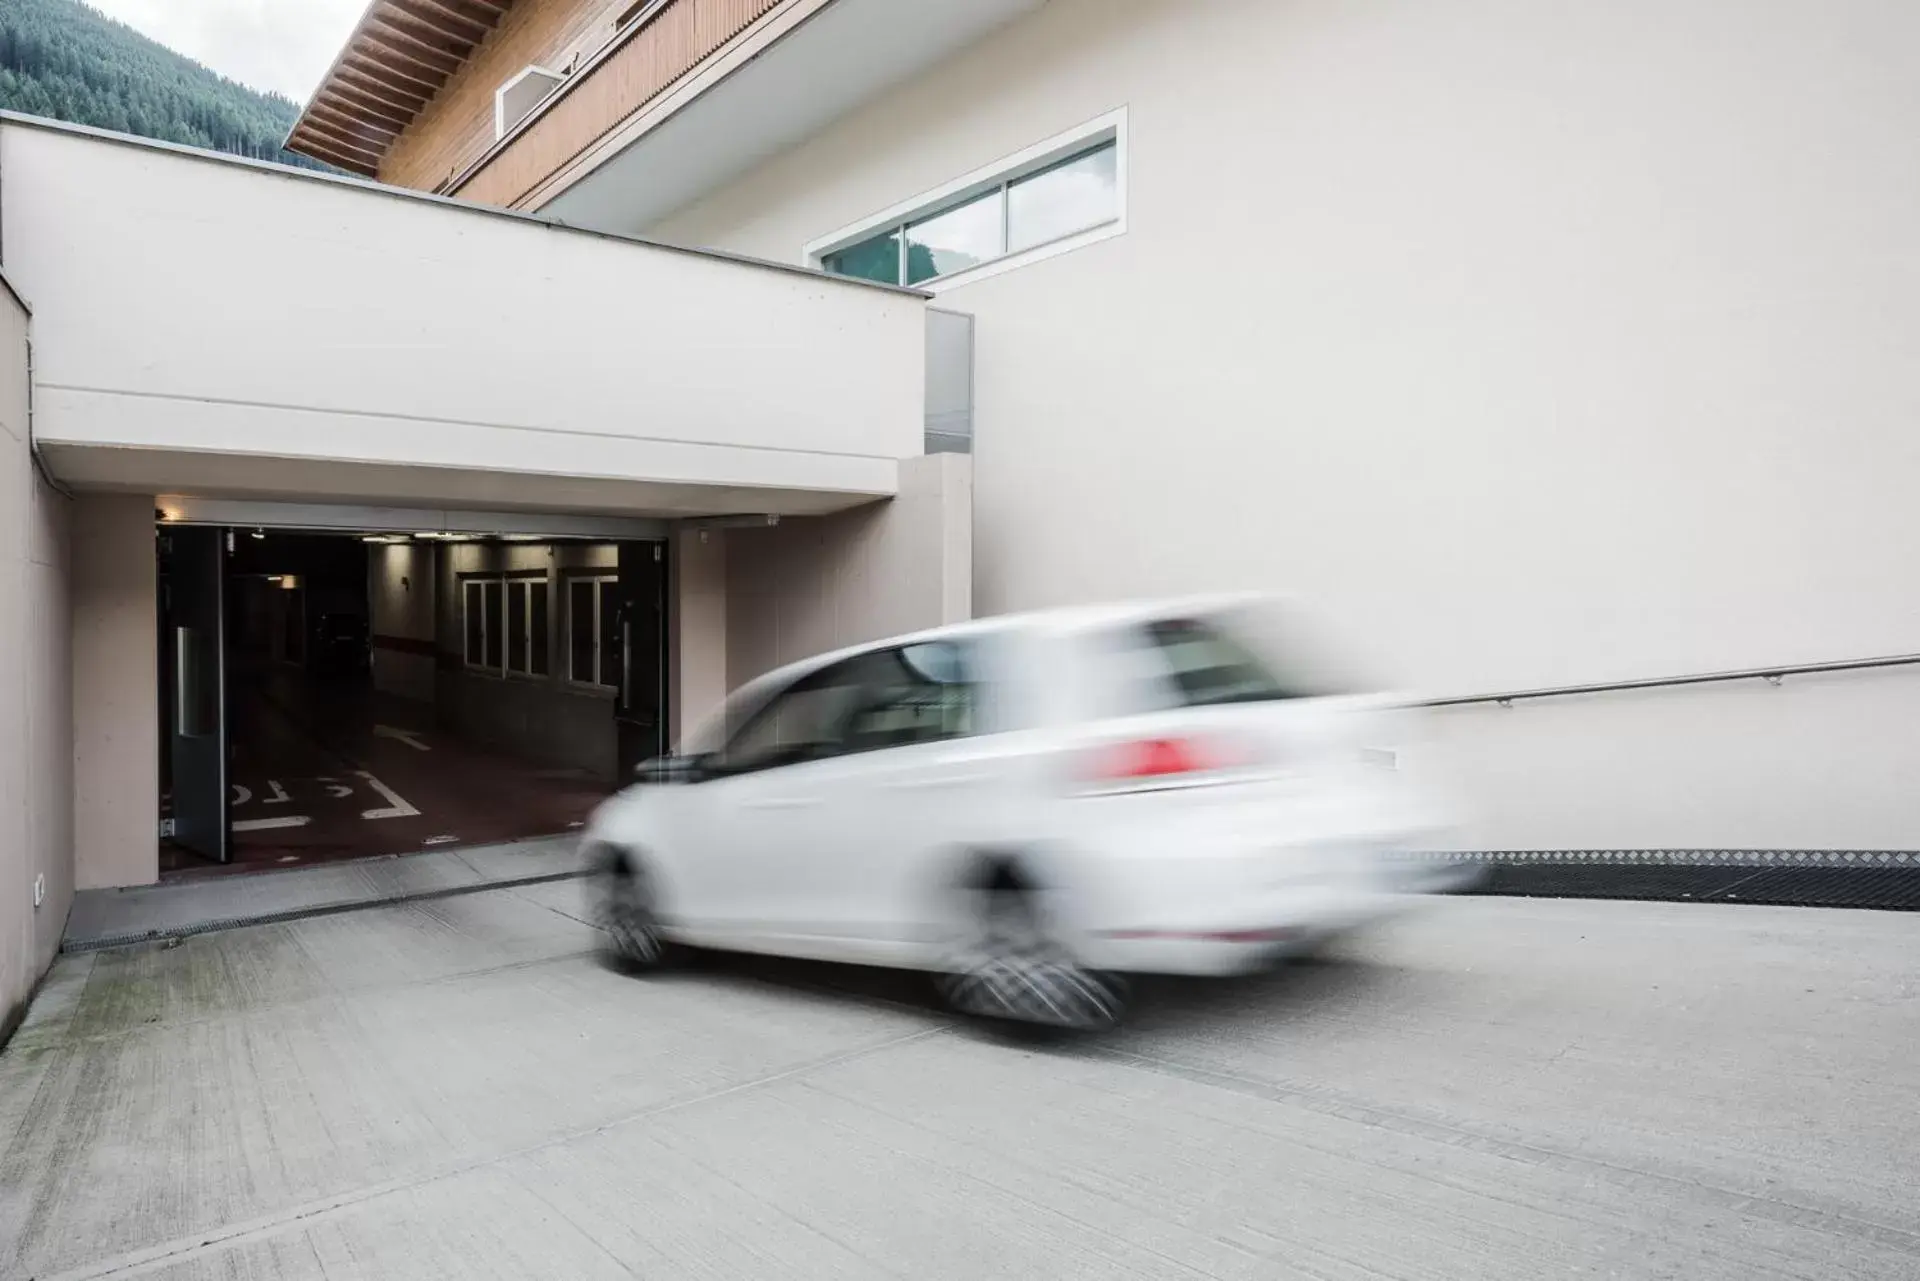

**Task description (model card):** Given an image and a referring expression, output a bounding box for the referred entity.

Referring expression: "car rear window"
[1111,612,1359,712]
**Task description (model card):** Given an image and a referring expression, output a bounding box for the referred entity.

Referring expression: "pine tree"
[0,0,337,173]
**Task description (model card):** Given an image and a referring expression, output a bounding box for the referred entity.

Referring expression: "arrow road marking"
[233,815,311,833]
[357,771,421,821]
[373,725,431,752]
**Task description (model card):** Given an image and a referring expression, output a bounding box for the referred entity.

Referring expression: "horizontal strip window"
[820,133,1120,289]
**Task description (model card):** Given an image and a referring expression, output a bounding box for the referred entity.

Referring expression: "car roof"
[734,592,1290,696]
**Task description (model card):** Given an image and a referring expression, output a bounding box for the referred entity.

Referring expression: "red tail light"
[1091,737,1215,782]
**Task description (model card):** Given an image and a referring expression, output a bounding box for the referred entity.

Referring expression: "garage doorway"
[156,515,667,879]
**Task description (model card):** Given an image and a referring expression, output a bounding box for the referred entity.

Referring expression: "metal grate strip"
[1389,848,1920,869]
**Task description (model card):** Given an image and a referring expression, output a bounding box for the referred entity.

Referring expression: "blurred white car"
[584,594,1454,1030]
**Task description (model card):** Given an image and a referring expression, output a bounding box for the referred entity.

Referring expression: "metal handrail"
[1424,652,1920,708]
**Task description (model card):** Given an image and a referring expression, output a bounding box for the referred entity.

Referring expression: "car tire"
[590,846,672,974]
[936,873,1129,1034]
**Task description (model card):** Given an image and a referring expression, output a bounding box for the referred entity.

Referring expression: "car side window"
[1096,614,1353,715]
[840,641,979,755]
[703,652,890,775]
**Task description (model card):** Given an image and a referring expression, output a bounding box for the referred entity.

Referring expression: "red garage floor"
[162,666,616,881]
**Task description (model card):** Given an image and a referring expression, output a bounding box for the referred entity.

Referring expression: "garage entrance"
[156,510,666,879]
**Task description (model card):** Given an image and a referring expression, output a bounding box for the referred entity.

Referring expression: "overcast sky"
[86,0,367,103]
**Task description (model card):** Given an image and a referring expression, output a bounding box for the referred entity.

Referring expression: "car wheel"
[592,849,669,973]
[936,878,1129,1033]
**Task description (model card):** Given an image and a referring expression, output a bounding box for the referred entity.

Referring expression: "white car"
[583,594,1454,1030]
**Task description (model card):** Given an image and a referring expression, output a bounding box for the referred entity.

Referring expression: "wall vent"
[494,66,565,140]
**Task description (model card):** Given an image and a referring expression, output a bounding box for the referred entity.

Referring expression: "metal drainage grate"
[1470,862,1920,910]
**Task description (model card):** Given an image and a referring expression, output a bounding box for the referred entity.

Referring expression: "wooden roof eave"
[285,0,515,173]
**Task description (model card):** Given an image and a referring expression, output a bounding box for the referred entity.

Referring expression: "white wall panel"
[0,120,924,511]
[0,281,75,1037]
[648,0,1920,848]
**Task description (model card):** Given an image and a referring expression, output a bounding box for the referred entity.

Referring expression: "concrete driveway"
[3,887,1917,1279]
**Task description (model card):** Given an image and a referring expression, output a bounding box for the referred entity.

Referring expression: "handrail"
[1424,652,1920,708]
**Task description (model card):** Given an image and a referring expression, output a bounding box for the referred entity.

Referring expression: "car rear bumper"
[1079,886,1413,975]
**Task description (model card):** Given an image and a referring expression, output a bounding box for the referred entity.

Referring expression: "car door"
[813,639,1001,962]
[674,652,880,954]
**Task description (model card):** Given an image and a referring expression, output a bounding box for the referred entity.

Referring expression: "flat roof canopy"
[1,116,929,519]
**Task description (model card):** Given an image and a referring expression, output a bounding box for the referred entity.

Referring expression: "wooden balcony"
[449,0,783,209]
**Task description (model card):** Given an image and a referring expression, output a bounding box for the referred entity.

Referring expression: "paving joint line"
[37,1024,949,1280]
[1089,1045,1920,1256]
[61,870,590,954]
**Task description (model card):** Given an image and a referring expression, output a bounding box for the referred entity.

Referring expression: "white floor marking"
[233,815,312,833]
[317,776,353,799]
[422,834,460,846]
[230,784,252,806]
[373,725,431,752]
[263,779,292,804]
[357,771,421,821]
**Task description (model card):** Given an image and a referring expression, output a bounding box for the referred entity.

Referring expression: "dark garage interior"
[156,525,665,878]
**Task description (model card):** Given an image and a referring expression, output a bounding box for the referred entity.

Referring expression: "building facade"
[0,104,973,1037]
[295,0,1920,852]
[0,0,1916,1032]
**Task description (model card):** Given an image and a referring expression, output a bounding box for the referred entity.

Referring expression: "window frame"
[493,65,565,142]
[462,573,550,680]
[505,577,550,679]
[566,573,620,690]
[462,578,488,672]
[807,108,1128,294]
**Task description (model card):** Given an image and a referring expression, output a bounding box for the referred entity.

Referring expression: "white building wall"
[669,530,728,746]
[71,495,158,890]
[0,278,75,1039]
[724,455,972,688]
[0,118,923,514]
[647,0,1920,849]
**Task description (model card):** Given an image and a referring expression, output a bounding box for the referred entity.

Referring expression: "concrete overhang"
[0,114,930,518]
[524,0,1045,231]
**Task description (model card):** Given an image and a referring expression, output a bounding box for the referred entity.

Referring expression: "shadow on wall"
[724,454,973,689]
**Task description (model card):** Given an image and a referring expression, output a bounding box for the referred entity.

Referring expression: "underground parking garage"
[0,113,970,1030]
[72,456,968,896]
[157,514,671,878]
